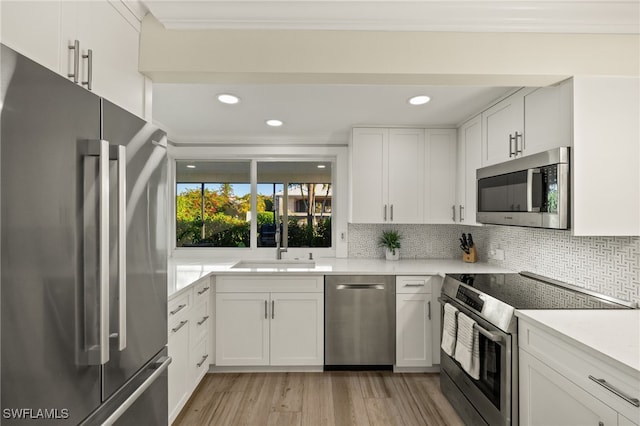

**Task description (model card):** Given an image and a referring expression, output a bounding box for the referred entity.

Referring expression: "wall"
[348,223,640,304]
[140,15,640,86]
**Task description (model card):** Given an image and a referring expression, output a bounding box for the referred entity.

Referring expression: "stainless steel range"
[438,272,636,426]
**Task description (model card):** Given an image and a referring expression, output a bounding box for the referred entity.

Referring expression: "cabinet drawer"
[190,299,211,346]
[168,290,191,325]
[519,320,640,421]
[194,277,213,304]
[396,276,434,294]
[216,275,324,293]
[190,337,210,382]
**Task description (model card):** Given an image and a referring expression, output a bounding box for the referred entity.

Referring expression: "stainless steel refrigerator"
[1,45,170,425]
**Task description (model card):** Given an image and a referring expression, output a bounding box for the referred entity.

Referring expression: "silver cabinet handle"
[271,300,275,319]
[460,205,465,222]
[82,49,93,91]
[170,304,186,316]
[197,316,209,326]
[101,356,172,426]
[390,204,394,221]
[110,144,127,351]
[588,376,640,407]
[337,284,385,290]
[171,320,188,333]
[404,283,425,287]
[197,286,210,295]
[68,40,79,83]
[509,133,516,157]
[265,300,268,319]
[428,301,431,320]
[383,204,388,221]
[197,354,209,368]
[452,205,456,222]
[515,131,523,155]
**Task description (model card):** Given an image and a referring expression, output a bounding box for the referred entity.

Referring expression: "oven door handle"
[437,297,504,343]
[474,323,503,343]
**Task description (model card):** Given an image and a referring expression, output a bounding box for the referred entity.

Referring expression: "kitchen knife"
[467,233,474,247]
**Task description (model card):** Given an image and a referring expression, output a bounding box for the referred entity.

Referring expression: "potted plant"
[378,229,402,261]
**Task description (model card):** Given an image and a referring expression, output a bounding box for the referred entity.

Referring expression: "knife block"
[463,246,477,263]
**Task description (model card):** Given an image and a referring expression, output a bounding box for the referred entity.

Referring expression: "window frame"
[168,144,348,261]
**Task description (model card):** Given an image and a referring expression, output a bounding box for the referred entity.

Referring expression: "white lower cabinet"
[215,292,270,366]
[167,277,213,423]
[168,314,190,422]
[215,275,324,367]
[519,318,640,426]
[520,350,618,426]
[270,293,324,366]
[395,276,436,368]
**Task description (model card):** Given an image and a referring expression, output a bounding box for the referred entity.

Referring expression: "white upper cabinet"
[424,129,457,224]
[350,128,423,223]
[62,1,146,117]
[1,0,146,118]
[456,115,482,226]
[1,1,63,73]
[482,84,573,167]
[572,76,639,236]
[481,88,530,166]
[523,83,573,156]
[350,128,387,223]
[387,128,424,223]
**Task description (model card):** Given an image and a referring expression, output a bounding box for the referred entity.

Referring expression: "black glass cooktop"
[449,273,632,310]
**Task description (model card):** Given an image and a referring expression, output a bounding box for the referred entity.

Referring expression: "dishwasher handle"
[336,284,385,290]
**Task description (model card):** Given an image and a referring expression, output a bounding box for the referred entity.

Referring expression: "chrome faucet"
[275,225,287,260]
[277,246,288,260]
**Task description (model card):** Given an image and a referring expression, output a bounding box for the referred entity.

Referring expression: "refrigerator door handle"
[100,356,172,426]
[84,139,110,365]
[110,145,127,351]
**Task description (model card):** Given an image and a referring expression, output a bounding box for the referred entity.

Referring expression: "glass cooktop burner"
[450,273,631,310]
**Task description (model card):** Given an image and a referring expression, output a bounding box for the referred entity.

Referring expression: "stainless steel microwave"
[476,147,570,229]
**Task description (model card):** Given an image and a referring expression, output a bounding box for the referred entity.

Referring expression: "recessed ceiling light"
[217,93,240,104]
[408,95,431,105]
[317,164,326,169]
[266,119,283,127]
[186,164,196,169]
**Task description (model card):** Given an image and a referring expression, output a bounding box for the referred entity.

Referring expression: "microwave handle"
[527,168,542,212]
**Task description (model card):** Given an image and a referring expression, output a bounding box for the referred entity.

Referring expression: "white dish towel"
[454,311,480,380]
[441,303,458,356]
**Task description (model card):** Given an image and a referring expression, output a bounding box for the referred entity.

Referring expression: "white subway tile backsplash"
[348,223,640,304]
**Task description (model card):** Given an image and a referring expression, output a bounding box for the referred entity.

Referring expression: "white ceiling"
[144,0,638,144]
[153,83,513,143]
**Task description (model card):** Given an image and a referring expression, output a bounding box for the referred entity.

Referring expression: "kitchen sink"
[231,259,317,269]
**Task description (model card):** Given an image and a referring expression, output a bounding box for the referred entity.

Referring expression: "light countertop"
[516,309,640,374]
[169,257,513,296]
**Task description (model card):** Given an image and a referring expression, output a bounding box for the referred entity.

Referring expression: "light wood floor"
[173,372,463,426]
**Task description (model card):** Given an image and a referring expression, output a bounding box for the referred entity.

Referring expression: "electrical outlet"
[489,248,505,261]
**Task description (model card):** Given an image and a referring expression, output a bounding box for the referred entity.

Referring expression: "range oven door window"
[475,334,502,410]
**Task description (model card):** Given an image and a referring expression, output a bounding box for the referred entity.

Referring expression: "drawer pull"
[170,304,186,316]
[404,283,425,287]
[588,375,640,407]
[196,354,209,368]
[171,320,188,333]
[197,315,210,326]
[197,286,210,295]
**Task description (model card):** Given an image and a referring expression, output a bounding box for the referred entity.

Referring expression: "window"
[176,159,332,249]
[257,162,332,248]
[176,161,251,247]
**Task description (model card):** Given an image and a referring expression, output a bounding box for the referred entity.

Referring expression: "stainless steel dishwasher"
[325,275,395,368]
